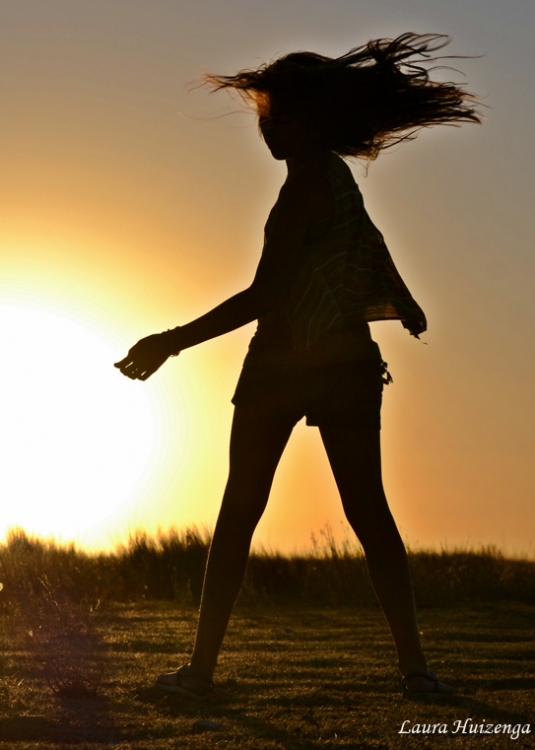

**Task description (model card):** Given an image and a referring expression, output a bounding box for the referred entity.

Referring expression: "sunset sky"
[2,0,534,555]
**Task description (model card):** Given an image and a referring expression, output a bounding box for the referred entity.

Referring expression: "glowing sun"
[0,304,157,542]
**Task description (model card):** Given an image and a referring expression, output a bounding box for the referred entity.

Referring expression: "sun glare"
[0,304,158,543]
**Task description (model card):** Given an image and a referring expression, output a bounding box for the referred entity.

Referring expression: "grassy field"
[1,600,534,749]
[0,531,534,748]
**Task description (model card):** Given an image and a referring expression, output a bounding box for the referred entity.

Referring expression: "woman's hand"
[114,332,179,381]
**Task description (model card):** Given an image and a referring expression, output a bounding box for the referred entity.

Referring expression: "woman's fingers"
[114,353,168,380]
[115,333,174,380]
[123,366,140,379]
[114,357,135,372]
[114,357,133,370]
[114,356,142,379]
[139,368,155,381]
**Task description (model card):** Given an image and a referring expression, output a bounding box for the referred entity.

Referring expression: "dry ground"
[1,602,534,749]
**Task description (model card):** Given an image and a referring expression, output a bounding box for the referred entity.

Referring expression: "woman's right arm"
[115,170,333,380]
[169,170,333,351]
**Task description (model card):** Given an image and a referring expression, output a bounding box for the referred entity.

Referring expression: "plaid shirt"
[276,157,427,351]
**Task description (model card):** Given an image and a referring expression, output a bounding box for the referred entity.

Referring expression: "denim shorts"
[231,358,390,429]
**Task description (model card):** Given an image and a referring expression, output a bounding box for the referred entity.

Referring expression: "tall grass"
[0,531,102,695]
[1,527,534,609]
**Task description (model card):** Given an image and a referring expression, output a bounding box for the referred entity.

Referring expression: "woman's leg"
[318,425,426,676]
[187,406,295,679]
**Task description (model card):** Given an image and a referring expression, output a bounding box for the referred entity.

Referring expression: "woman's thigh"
[218,406,297,527]
[318,425,397,541]
[319,426,383,493]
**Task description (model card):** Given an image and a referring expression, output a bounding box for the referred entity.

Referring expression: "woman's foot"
[156,664,214,700]
[402,669,453,695]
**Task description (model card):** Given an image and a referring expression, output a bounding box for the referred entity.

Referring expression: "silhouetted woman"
[115,33,480,697]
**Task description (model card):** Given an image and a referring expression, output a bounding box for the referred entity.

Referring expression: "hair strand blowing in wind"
[205,33,481,159]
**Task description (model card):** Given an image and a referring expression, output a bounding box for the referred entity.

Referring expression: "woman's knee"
[215,482,269,535]
[343,499,404,552]
[341,486,390,526]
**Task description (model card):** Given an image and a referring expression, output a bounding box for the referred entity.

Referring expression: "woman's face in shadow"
[258,102,322,161]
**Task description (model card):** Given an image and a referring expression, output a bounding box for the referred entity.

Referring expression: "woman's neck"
[286,150,332,177]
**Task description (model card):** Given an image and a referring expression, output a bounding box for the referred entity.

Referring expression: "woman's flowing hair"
[205,33,481,159]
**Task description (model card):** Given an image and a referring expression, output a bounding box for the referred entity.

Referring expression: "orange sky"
[1,0,535,555]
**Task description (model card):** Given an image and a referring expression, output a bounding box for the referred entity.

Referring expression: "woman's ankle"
[398,657,428,676]
[188,658,216,681]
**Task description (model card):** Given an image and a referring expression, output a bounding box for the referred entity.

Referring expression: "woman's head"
[258,107,328,161]
[206,33,481,159]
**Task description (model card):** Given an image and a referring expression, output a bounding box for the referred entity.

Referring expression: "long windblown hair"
[205,33,481,159]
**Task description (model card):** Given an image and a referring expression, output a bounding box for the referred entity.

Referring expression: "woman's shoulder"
[326,153,361,188]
